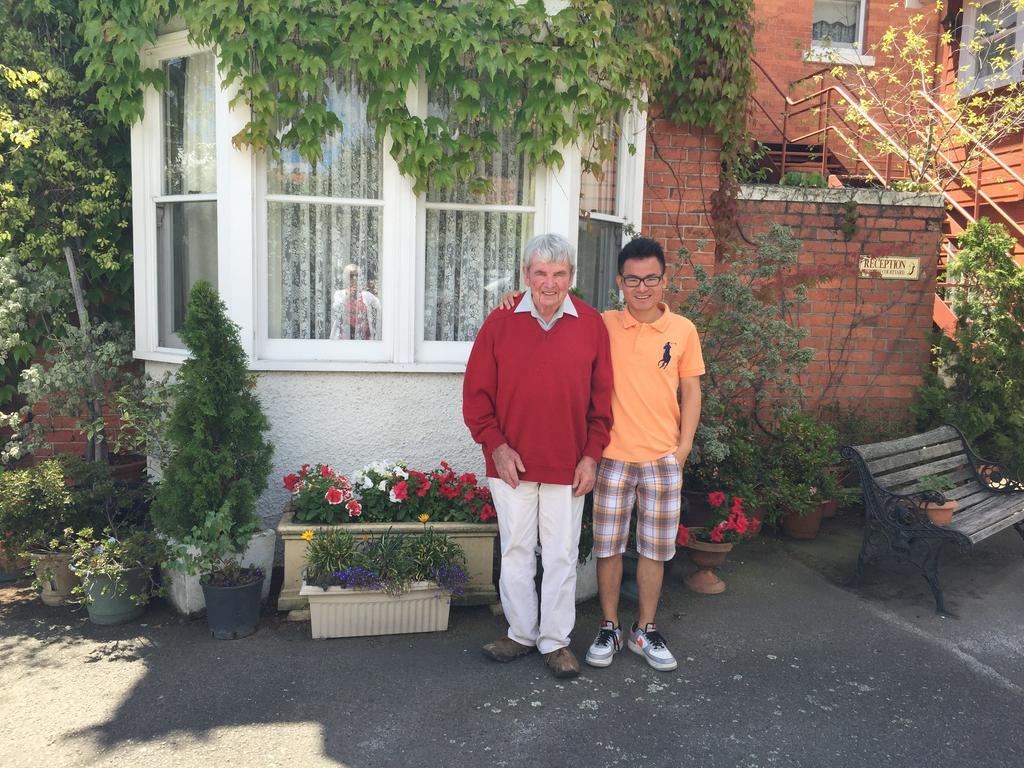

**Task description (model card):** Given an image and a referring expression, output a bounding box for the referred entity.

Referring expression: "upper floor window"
[804,0,875,66]
[960,1,1024,93]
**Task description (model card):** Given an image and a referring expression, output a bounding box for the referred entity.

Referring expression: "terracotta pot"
[922,500,957,526]
[781,503,824,540]
[683,531,734,594]
[819,500,839,519]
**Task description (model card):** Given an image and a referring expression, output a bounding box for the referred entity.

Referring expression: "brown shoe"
[482,637,537,663]
[543,647,581,679]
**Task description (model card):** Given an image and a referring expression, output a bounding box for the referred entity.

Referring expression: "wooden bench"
[841,424,1024,614]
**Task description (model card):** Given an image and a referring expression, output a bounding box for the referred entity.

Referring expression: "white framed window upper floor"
[959,1,1024,95]
[131,32,254,360]
[803,0,876,66]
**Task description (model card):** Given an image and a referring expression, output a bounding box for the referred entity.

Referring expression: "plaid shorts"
[593,455,682,562]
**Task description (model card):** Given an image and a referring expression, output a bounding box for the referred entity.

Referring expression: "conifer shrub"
[151,282,273,550]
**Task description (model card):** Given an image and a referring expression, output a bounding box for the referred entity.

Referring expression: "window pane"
[267,202,382,340]
[577,218,623,312]
[425,88,534,205]
[580,124,619,216]
[423,209,532,341]
[812,0,860,46]
[268,68,382,199]
[162,52,216,195]
[156,201,218,348]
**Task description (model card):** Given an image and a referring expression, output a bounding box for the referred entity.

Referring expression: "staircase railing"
[750,58,1024,335]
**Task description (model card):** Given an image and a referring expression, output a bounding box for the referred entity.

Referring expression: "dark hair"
[617,237,665,274]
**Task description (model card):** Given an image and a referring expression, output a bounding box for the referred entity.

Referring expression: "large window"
[804,0,874,66]
[960,1,1024,93]
[155,51,217,348]
[266,69,384,345]
[132,38,645,368]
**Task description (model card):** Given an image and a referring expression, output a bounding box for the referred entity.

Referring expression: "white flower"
[377,480,389,491]
[361,475,374,489]
[389,488,401,503]
[394,468,408,480]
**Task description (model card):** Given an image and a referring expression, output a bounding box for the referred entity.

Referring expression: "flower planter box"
[277,509,498,615]
[300,580,451,639]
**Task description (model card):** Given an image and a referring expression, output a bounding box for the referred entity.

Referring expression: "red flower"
[392,481,409,501]
[709,524,726,542]
[708,491,727,508]
[727,510,749,535]
[346,499,362,517]
[300,464,311,477]
[324,486,344,505]
[675,525,690,547]
[283,473,300,491]
[320,465,334,478]
[416,480,431,497]
[730,496,744,514]
[459,472,477,486]
[479,503,496,521]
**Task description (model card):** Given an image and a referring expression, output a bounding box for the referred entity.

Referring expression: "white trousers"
[489,479,584,655]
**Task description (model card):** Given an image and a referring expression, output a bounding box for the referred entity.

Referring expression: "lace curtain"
[157,51,217,347]
[267,69,383,340]
[422,90,533,343]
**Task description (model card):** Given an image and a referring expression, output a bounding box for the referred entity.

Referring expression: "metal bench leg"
[847,524,882,589]
[920,545,949,616]
[1014,521,1024,545]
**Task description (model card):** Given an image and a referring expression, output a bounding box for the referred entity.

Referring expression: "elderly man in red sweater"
[463,233,613,679]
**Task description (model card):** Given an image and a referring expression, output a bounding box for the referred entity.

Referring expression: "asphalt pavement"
[2,510,1023,768]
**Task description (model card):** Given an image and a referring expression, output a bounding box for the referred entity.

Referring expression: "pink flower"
[730,496,744,514]
[320,465,334,478]
[283,473,300,492]
[389,481,409,503]
[300,464,311,477]
[675,525,690,547]
[727,510,749,535]
[709,524,726,543]
[346,499,362,517]
[324,486,344,505]
[416,480,431,498]
[708,491,727,508]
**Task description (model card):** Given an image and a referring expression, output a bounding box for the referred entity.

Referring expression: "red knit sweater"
[462,296,613,485]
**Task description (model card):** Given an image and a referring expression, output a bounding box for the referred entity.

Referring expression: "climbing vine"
[77,0,754,192]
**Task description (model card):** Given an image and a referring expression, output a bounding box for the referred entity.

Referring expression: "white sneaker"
[628,622,678,671]
[585,620,623,668]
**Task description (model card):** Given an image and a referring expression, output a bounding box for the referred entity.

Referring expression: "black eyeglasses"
[620,274,664,288]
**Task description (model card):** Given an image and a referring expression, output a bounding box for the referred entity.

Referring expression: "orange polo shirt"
[602,304,705,463]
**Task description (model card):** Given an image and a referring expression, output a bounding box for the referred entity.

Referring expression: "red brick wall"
[736,188,943,413]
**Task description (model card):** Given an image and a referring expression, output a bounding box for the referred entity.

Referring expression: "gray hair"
[521,233,576,273]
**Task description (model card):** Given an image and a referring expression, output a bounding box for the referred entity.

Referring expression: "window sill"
[133,349,467,374]
[802,47,876,67]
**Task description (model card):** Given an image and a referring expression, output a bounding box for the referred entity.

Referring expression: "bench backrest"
[847,425,976,501]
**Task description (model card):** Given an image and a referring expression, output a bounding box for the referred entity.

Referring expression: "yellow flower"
[301,529,315,542]
[418,514,430,523]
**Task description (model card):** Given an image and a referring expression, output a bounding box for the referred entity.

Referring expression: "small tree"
[819,3,1024,191]
[913,218,1024,476]
[151,282,273,550]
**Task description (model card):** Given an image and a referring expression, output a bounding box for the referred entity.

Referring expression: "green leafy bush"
[0,460,73,553]
[913,218,1024,478]
[67,525,167,605]
[151,282,273,554]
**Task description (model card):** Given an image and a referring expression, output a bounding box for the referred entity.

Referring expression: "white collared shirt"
[514,291,578,331]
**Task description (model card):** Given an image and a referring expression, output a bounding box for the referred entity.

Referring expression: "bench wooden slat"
[874,453,971,490]
[852,425,960,461]
[864,439,964,475]
[954,486,1000,510]
[889,466,977,496]
[949,494,1024,542]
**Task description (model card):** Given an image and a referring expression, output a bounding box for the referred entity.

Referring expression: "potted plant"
[0,459,77,605]
[276,460,499,615]
[67,525,167,625]
[679,491,758,595]
[916,474,958,526]
[299,526,467,639]
[151,281,274,617]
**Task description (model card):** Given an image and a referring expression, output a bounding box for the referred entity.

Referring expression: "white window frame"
[131,32,254,362]
[959,1,1024,95]
[803,0,877,66]
[132,36,647,370]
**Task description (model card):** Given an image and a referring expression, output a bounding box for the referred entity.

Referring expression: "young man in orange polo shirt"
[585,237,704,672]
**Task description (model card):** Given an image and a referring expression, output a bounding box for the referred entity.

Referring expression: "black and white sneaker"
[628,622,678,671]
[584,620,623,668]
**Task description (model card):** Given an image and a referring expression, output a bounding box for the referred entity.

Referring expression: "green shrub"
[0,460,73,553]
[913,218,1024,478]
[151,282,273,551]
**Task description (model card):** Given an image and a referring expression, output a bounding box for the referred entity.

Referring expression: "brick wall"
[736,186,944,413]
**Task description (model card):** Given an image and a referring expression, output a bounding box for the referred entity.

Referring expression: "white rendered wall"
[146,364,484,526]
